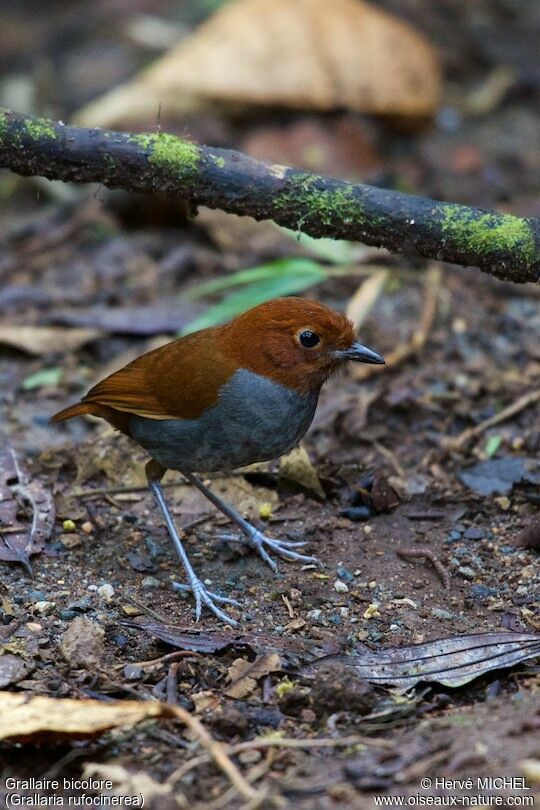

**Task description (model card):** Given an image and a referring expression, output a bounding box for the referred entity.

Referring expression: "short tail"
[50,401,99,423]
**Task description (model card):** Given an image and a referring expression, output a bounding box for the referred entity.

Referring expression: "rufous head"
[220,297,384,394]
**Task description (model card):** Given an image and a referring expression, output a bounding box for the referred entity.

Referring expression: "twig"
[281,594,295,619]
[352,264,442,382]
[167,704,263,803]
[122,592,169,623]
[0,109,538,282]
[113,650,201,671]
[373,441,407,479]
[442,389,540,451]
[72,479,188,497]
[396,546,451,589]
[168,733,393,788]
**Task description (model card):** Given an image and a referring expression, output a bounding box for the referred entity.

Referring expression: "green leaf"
[187,257,327,299]
[484,434,503,458]
[280,228,355,264]
[181,265,327,334]
[22,367,62,391]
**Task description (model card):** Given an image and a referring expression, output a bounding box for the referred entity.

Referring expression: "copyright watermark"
[373,776,535,806]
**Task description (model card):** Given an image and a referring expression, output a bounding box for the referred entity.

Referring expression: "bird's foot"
[172,579,240,626]
[219,529,322,573]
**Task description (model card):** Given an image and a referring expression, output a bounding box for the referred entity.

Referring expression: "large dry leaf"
[278,444,325,499]
[77,0,440,127]
[0,443,55,572]
[0,325,100,355]
[127,621,343,663]
[0,692,166,742]
[302,632,540,689]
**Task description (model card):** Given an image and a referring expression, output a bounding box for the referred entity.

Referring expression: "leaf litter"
[0,442,55,573]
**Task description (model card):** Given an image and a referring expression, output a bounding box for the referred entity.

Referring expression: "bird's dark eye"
[299,330,320,348]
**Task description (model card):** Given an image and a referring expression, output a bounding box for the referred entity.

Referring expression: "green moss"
[0,110,7,139]
[130,132,200,177]
[441,205,536,261]
[23,117,57,140]
[212,155,225,168]
[276,177,365,230]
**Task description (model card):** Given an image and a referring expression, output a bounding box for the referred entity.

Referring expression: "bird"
[52,297,384,625]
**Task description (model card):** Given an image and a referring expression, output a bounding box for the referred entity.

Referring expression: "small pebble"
[340,506,372,522]
[122,604,141,616]
[81,521,93,534]
[431,608,453,620]
[33,601,55,615]
[59,533,81,549]
[368,580,377,589]
[469,584,497,601]
[334,579,349,593]
[363,603,380,619]
[458,566,476,580]
[259,502,273,520]
[97,583,115,600]
[141,576,161,589]
[306,608,322,621]
[464,527,484,540]
[62,519,76,532]
[239,750,262,765]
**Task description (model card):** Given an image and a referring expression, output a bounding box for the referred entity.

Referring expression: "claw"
[173,582,241,607]
[219,527,319,572]
[171,580,240,626]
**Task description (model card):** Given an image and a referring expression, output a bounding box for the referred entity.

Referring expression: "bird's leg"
[180,469,321,573]
[145,460,240,625]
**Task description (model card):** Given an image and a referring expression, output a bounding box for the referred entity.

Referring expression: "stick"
[167,733,393,787]
[167,704,263,803]
[0,109,538,282]
[442,389,540,451]
[352,264,442,382]
[396,546,451,589]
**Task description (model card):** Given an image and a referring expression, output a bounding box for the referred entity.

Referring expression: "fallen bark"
[0,108,538,283]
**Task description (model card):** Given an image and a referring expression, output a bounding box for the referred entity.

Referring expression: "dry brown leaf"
[0,443,55,573]
[76,0,440,127]
[279,444,325,499]
[224,652,282,699]
[0,325,101,355]
[0,692,166,742]
[192,690,221,713]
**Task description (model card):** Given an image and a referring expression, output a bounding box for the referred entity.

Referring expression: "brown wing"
[82,328,236,420]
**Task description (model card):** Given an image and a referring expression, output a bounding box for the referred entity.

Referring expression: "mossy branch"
[0,108,538,283]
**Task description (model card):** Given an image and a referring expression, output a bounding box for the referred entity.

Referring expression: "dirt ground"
[0,1,539,807]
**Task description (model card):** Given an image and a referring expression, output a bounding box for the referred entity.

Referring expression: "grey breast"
[129,368,319,473]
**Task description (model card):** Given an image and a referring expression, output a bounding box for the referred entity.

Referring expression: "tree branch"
[0,108,538,283]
